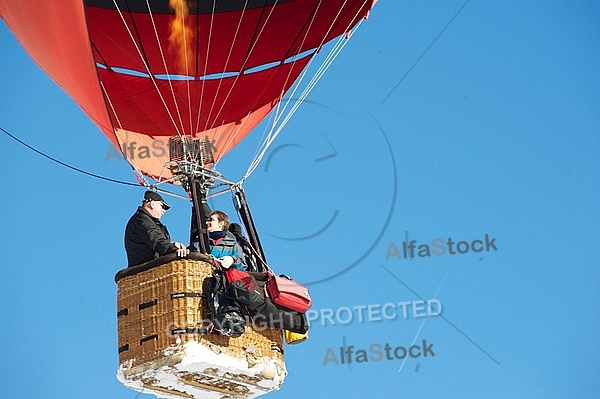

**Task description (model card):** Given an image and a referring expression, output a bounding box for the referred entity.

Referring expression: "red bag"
[225,268,256,290]
[266,273,311,313]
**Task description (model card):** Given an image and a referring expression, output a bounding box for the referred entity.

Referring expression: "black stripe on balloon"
[84,0,292,14]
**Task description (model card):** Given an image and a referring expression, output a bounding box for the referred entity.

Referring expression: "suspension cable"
[241,14,365,182]
[208,2,281,131]
[99,74,149,187]
[145,0,188,137]
[201,0,250,136]
[0,126,139,186]
[110,0,184,137]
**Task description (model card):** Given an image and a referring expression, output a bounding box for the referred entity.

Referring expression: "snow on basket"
[114,253,286,399]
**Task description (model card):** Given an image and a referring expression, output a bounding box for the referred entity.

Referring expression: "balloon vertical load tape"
[115,254,286,399]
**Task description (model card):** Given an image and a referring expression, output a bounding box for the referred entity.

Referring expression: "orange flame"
[169,0,195,74]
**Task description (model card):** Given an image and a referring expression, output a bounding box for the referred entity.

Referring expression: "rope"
[114,0,201,169]
[208,1,281,132]
[204,2,253,165]
[145,0,188,137]
[271,0,355,128]
[241,13,365,182]
[201,0,249,135]
[250,0,326,154]
[0,126,139,186]
[111,0,184,137]
[180,0,194,136]
[99,73,148,186]
[96,1,369,187]
[197,0,218,134]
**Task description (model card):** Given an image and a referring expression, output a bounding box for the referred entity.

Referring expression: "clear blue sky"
[1,1,599,398]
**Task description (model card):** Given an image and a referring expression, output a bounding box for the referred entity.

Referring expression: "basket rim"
[115,252,214,282]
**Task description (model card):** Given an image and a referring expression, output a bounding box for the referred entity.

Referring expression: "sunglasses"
[144,199,169,210]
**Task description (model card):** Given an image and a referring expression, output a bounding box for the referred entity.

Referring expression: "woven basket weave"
[115,254,286,398]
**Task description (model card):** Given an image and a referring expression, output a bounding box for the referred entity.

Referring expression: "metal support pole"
[189,177,211,254]
[234,187,267,265]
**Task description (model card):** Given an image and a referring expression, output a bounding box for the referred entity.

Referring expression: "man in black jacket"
[124,190,189,266]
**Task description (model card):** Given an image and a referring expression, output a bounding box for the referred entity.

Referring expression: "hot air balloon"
[1,1,376,398]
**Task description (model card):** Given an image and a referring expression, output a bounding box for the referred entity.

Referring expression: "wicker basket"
[115,253,286,399]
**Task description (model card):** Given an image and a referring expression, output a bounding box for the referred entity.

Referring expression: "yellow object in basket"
[285,330,308,345]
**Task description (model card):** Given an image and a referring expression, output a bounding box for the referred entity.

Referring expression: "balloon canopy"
[1,0,376,181]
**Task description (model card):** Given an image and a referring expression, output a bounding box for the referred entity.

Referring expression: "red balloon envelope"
[0,0,376,181]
